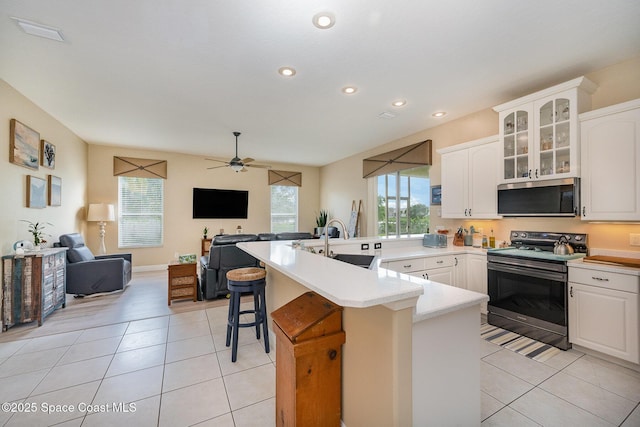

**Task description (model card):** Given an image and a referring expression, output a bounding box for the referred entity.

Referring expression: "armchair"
[58,233,132,296]
[200,234,260,299]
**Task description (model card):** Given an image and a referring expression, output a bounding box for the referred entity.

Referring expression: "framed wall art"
[10,119,40,170]
[27,175,47,208]
[48,175,61,206]
[431,185,442,206]
[41,140,56,169]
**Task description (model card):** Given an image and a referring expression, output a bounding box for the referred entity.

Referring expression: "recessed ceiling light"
[342,86,357,94]
[11,17,64,42]
[392,99,407,107]
[312,12,335,29]
[432,111,447,118]
[278,67,296,77]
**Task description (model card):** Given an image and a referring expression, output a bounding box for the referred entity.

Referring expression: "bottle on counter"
[489,229,496,248]
[482,235,488,248]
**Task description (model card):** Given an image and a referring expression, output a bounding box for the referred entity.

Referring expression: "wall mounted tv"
[192,188,249,219]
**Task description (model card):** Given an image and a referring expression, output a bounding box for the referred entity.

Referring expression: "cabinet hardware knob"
[328,349,338,360]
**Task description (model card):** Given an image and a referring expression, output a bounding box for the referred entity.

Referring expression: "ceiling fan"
[206,131,271,172]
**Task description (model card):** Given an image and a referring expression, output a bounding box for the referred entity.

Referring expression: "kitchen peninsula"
[238,238,488,426]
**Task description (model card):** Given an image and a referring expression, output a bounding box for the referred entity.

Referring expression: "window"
[377,166,430,237]
[118,177,164,248]
[270,185,298,232]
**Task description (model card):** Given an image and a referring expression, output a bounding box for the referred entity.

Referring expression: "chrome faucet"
[323,218,349,257]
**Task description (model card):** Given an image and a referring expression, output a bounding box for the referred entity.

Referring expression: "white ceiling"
[1,1,639,166]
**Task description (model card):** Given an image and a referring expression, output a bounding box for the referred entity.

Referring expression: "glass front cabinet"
[495,77,597,183]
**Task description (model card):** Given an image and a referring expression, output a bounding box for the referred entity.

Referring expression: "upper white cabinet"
[493,77,597,183]
[438,135,501,219]
[579,99,640,221]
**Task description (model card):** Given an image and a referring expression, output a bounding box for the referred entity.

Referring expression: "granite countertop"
[238,239,488,322]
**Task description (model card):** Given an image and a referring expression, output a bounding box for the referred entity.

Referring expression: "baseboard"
[132,264,167,273]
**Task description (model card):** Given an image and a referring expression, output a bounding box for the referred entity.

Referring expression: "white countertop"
[238,239,488,322]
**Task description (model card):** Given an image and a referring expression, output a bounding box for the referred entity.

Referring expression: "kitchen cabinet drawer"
[569,267,639,293]
[383,258,425,273]
[424,255,455,270]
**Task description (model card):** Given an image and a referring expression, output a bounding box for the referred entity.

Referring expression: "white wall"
[88,144,320,266]
[319,56,640,251]
[0,80,88,255]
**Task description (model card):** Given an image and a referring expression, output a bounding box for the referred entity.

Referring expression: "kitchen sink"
[331,253,377,269]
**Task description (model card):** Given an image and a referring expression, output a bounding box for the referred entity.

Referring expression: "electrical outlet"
[361,243,369,251]
[630,234,640,246]
[374,242,382,250]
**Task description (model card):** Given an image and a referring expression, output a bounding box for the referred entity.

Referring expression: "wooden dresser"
[2,248,67,331]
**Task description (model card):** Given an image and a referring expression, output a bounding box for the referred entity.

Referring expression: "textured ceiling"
[1,0,639,166]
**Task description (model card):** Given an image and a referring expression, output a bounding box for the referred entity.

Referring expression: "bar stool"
[226,267,270,362]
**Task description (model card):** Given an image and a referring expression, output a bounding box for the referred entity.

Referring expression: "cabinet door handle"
[582,206,586,217]
[454,257,458,266]
[403,264,412,269]
[528,169,532,179]
[592,276,609,282]
[425,273,429,280]
[436,260,443,264]
[464,208,468,216]
[570,286,573,298]
[468,208,472,216]
[535,169,539,179]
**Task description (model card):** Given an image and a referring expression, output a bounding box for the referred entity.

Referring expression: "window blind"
[118,177,164,248]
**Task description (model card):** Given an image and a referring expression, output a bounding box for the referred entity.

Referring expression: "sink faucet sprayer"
[323,218,349,257]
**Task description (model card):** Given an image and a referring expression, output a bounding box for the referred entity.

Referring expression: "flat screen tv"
[192,188,249,219]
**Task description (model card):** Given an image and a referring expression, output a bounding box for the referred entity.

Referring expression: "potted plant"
[314,210,337,237]
[21,220,52,249]
[203,226,209,239]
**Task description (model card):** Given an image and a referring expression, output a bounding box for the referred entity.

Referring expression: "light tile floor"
[0,295,639,425]
[480,337,640,426]
[0,303,275,427]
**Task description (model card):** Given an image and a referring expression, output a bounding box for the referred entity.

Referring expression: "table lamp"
[87,203,115,255]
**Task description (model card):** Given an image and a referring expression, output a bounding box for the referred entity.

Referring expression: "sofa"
[57,233,132,296]
[200,232,313,299]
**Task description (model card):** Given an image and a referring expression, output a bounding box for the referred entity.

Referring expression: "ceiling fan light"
[230,164,243,172]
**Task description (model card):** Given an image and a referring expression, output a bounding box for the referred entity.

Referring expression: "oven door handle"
[488,262,566,282]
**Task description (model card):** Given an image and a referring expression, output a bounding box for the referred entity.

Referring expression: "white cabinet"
[439,136,500,219]
[466,254,488,314]
[382,255,464,287]
[494,77,596,183]
[568,265,639,364]
[579,99,640,221]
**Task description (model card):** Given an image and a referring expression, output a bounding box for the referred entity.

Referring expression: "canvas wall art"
[27,175,46,208]
[41,140,56,169]
[10,119,40,170]
[48,175,61,206]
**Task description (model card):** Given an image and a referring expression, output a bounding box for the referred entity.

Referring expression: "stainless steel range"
[487,231,588,350]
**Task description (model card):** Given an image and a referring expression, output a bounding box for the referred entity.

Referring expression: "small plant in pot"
[203,226,209,239]
[21,220,52,249]
[314,209,337,237]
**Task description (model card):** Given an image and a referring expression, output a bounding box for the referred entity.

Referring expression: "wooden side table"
[201,238,212,257]
[167,262,197,305]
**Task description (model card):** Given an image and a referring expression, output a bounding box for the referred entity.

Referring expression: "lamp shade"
[87,203,115,222]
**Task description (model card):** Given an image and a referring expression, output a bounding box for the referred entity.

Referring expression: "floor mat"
[481,324,562,362]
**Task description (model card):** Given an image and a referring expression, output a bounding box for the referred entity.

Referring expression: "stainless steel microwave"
[497,178,580,217]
